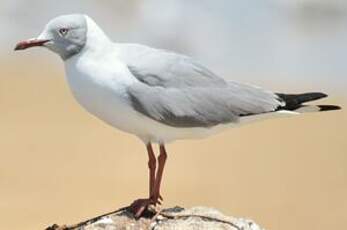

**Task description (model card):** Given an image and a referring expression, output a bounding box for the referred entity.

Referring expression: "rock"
[46,206,265,230]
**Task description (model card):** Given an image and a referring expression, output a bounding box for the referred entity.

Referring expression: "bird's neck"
[84,16,112,52]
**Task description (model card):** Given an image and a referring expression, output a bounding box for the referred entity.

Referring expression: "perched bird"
[15,14,341,217]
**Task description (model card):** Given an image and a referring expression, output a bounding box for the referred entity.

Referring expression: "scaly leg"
[147,143,156,197]
[129,143,164,218]
[151,144,167,203]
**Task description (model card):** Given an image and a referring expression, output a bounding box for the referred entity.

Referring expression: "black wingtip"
[318,105,342,111]
[276,92,330,111]
[316,92,328,99]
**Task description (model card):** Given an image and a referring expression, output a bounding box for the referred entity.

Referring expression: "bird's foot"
[129,198,155,218]
[128,195,163,219]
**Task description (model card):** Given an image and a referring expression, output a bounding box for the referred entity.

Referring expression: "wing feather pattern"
[118,44,283,128]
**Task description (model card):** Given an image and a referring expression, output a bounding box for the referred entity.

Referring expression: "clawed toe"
[129,198,156,218]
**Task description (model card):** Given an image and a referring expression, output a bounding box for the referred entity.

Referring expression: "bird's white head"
[15,14,93,60]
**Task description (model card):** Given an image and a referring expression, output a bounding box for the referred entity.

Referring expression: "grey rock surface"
[68,206,266,230]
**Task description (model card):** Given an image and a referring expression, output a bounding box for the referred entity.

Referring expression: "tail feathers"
[276,92,341,113]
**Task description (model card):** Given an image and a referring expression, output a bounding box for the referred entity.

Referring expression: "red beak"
[14,39,50,51]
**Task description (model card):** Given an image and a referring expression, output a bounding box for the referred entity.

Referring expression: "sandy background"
[1,1,347,229]
[0,56,346,230]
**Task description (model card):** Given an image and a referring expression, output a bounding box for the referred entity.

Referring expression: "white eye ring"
[59,28,69,36]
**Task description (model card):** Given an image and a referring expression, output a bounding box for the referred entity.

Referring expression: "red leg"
[129,143,168,219]
[129,143,158,218]
[151,144,167,203]
[146,143,156,197]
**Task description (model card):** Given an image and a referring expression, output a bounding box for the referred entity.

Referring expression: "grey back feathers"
[118,44,283,128]
[42,14,87,60]
[122,44,227,88]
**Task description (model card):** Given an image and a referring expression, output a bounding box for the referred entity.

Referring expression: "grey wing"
[119,43,283,127]
[117,43,227,88]
[127,83,284,128]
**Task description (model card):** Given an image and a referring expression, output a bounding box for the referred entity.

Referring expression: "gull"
[15,14,341,217]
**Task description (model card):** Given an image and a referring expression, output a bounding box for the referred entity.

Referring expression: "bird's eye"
[59,28,69,36]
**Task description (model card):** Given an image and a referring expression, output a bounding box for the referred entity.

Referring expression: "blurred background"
[0,0,346,229]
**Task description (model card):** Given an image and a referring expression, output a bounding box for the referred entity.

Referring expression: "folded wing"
[119,44,283,128]
[127,83,282,128]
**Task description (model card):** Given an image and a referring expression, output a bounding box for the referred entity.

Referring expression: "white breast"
[65,49,141,132]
